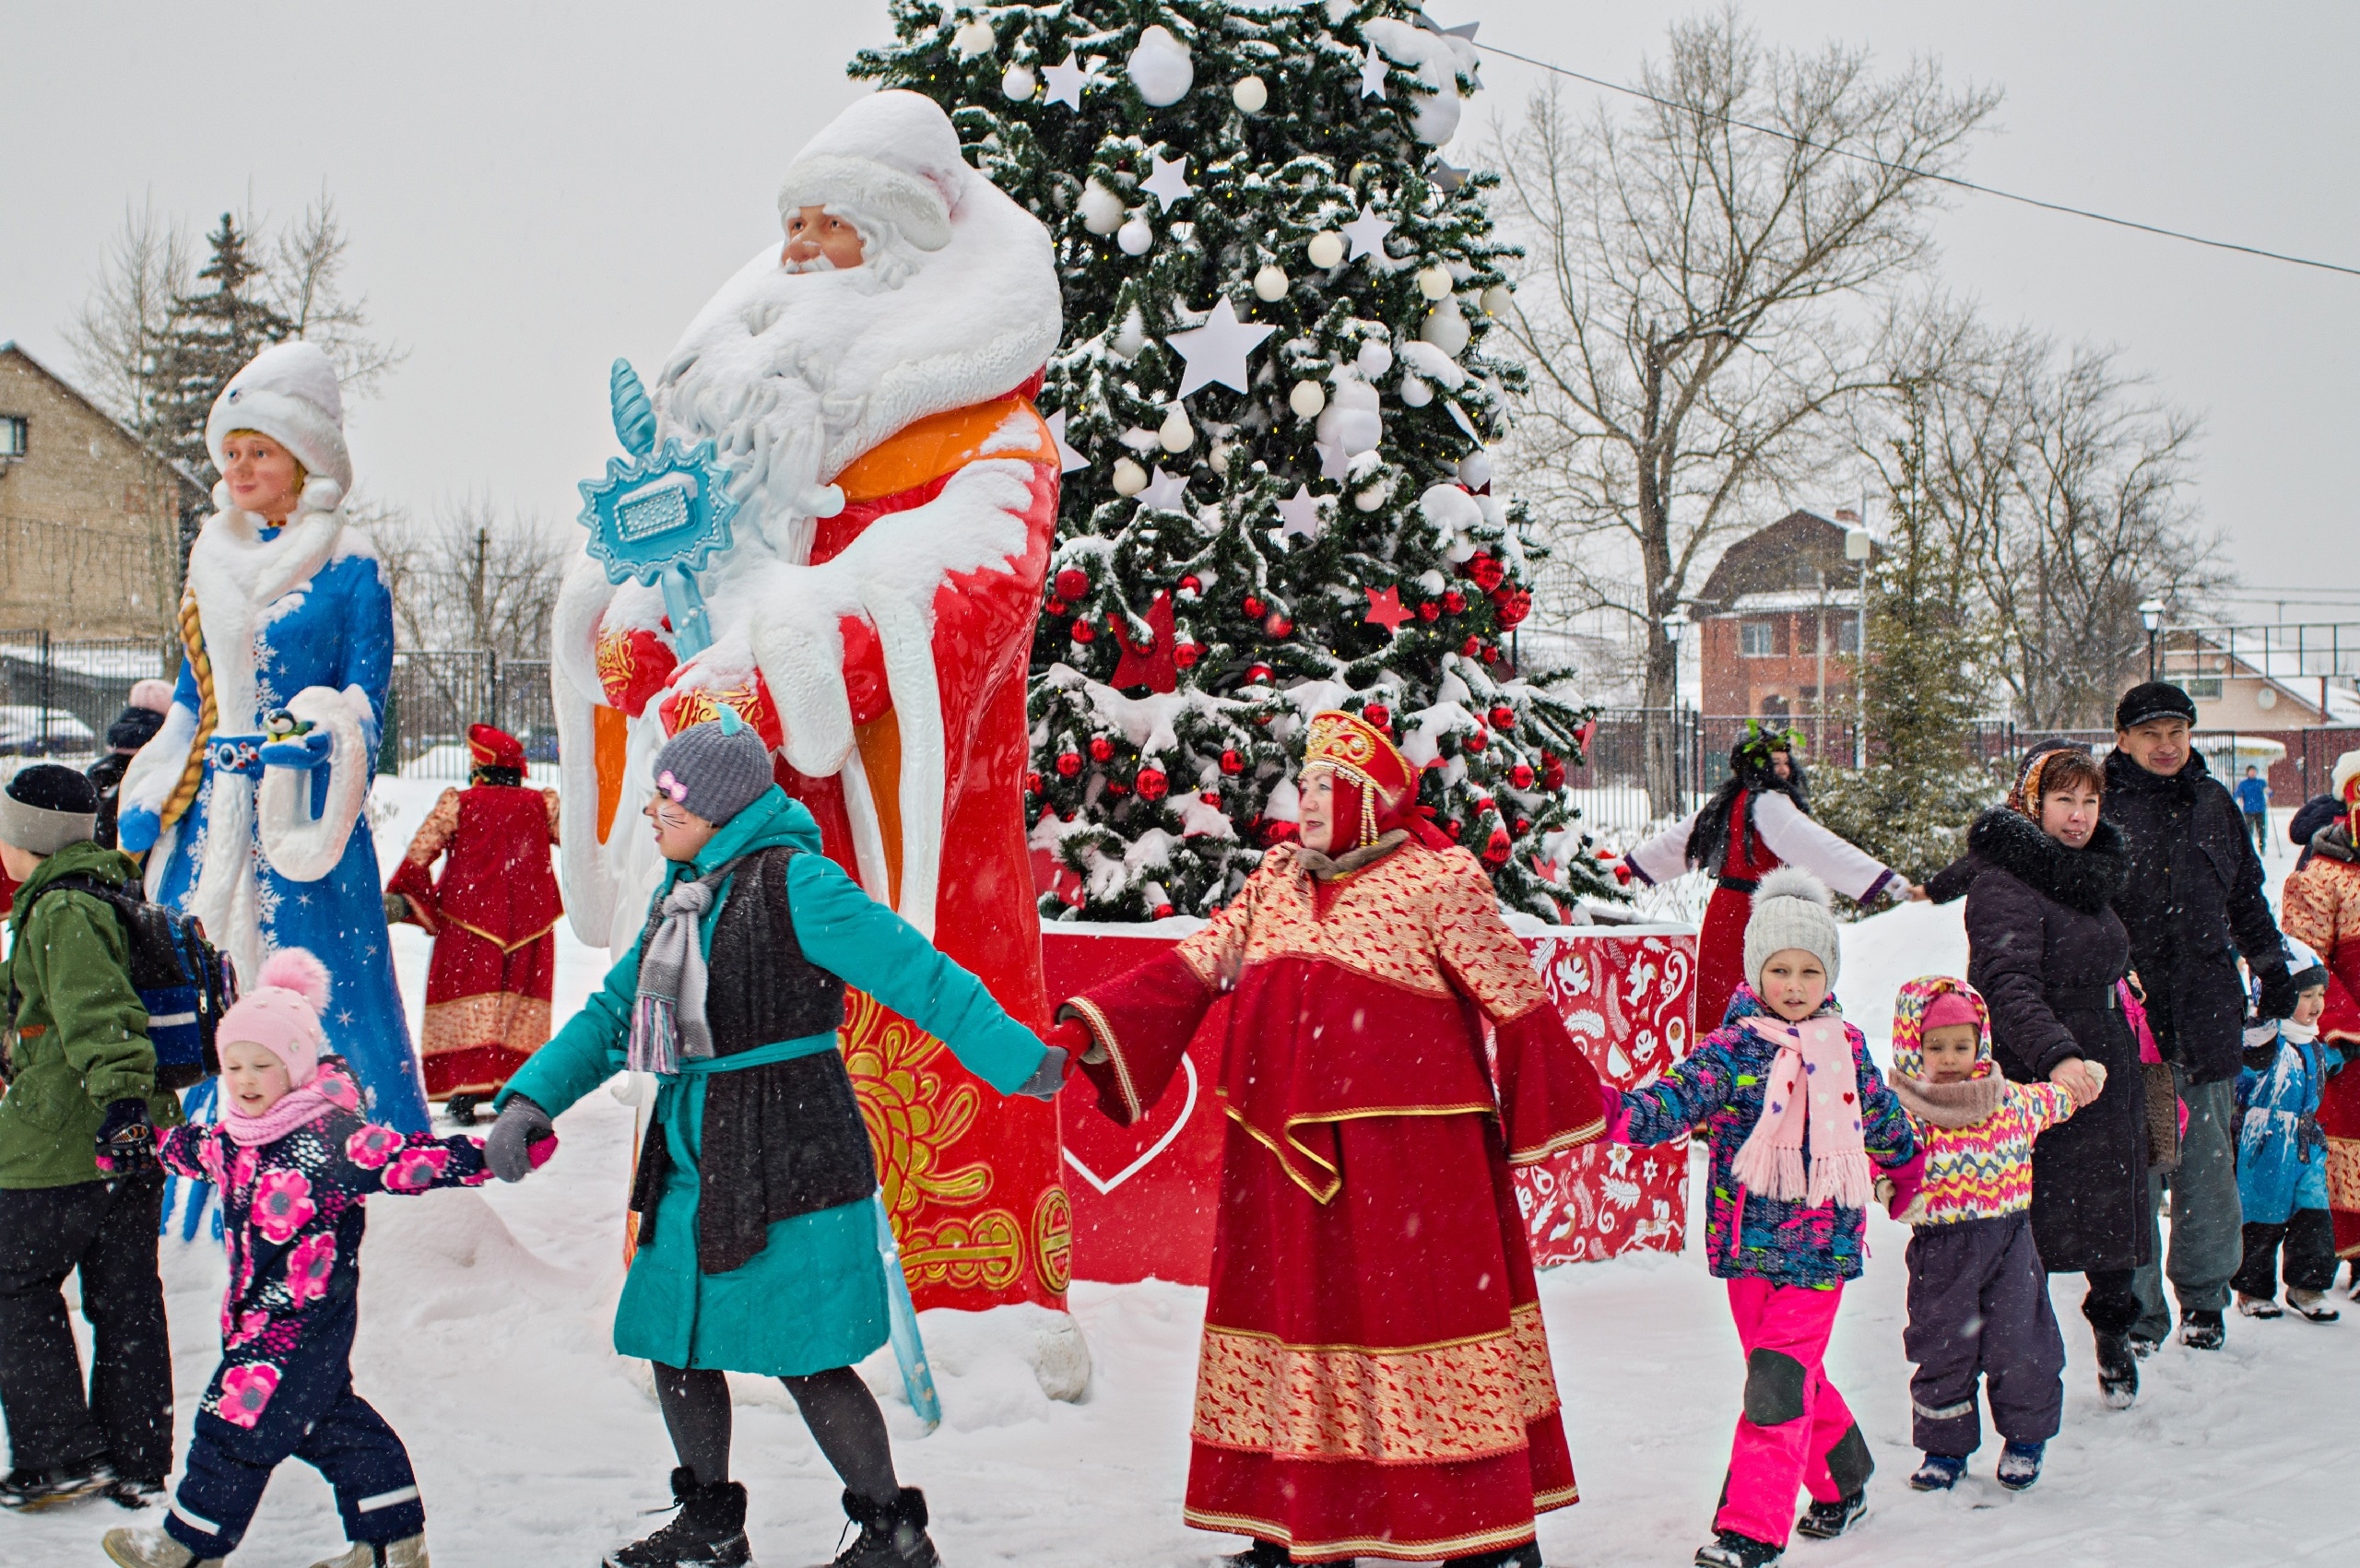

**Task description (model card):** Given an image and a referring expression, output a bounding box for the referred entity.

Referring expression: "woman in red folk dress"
[1623,726,1904,1036]
[1046,710,1609,1568]
[386,724,561,1123]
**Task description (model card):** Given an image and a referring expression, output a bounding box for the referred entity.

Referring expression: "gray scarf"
[628,856,748,1076]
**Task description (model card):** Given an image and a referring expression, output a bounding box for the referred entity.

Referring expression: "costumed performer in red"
[2280,748,2360,1265]
[1622,725,1905,1035]
[1045,709,1610,1568]
[386,723,561,1123]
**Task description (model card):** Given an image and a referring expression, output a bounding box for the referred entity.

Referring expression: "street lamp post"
[1845,527,1872,767]
[1661,606,1691,807]
[2140,598,2166,682]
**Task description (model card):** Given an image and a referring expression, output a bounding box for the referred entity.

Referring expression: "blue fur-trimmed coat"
[1621,986,1918,1287]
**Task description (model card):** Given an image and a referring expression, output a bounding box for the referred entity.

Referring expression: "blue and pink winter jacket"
[157,1060,490,1433]
[1620,986,1917,1287]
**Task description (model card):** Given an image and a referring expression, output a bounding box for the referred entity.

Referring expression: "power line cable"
[1478,41,2360,281]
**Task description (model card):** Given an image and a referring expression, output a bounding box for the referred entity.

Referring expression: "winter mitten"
[2243,1021,2283,1073]
[1599,1084,1634,1144]
[1012,1046,1068,1102]
[116,806,161,855]
[484,1097,556,1183]
[1879,1148,1929,1218]
[259,730,334,772]
[2257,965,2301,1022]
[94,1099,158,1178]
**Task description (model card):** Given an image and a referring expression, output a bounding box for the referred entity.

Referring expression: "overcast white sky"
[5,2,2356,612]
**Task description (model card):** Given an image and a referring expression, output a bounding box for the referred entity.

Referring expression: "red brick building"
[1694,510,1875,719]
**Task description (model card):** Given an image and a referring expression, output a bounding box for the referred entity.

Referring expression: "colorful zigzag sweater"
[1889,976,2084,1225]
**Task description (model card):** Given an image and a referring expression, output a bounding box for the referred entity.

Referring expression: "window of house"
[1835,618,1860,654]
[2181,676,2223,700]
[0,417,25,458]
[1740,619,1777,657]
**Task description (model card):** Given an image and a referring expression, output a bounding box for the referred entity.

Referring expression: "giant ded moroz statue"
[552,89,1071,1309]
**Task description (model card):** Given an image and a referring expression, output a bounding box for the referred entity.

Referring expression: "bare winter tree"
[1491,12,1999,812]
[383,498,568,660]
[265,190,405,396]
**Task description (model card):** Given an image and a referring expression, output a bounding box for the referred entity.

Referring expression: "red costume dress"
[2280,759,2360,1258]
[1060,713,1608,1562]
[388,725,561,1101]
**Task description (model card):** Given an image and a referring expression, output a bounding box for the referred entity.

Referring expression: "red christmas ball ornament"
[1025,771,1044,795]
[1510,762,1535,789]
[1445,819,1463,842]
[1044,596,1068,617]
[1482,827,1512,864]
[1107,780,1130,796]
[1515,815,1532,834]
[1178,573,1202,596]
[1493,588,1532,629]
[1490,703,1516,730]
[1245,663,1275,685]
[1219,748,1245,774]
[1173,642,1202,669]
[1418,601,1441,623]
[1089,736,1116,762]
[1264,612,1293,638]
[1461,636,1481,656]
[1542,756,1566,790]
[1462,727,1488,754]
[1363,702,1390,730]
[1070,619,1096,643]
[1136,767,1169,803]
[1153,902,1175,919]
[1055,568,1091,602]
[1242,595,1265,619]
[1481,643,1503,663]
[1475,795,1495,813]
[1056,751,1082,777]
[1467,553,1506,592]
[1200,790,1222,806]
[1443,589,1467,615]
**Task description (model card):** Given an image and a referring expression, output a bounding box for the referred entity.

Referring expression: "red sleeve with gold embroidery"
[1431,855,1608,1163]
[386,788,460,932]
[1063,949,1217,1127]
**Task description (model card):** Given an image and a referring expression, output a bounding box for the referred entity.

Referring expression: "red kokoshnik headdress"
[1301,709,1452,852]
[468,723,527,775]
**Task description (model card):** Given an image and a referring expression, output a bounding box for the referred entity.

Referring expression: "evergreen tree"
[149,214,295,483]
[855,0,1614,920]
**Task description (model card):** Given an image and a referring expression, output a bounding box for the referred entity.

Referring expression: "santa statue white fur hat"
[773,89,968,253]
[204,339,351,509]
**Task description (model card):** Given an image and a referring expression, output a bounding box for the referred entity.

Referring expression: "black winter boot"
[1221,1544,1292,1568]
[1794,1490,1867,1539]
[1693,1532,1782,1568]
[1442,1543,1540,1568]
[828,1487,938,1568]
[0,1455,118,1511]
[2178,1309,2225,1350]
[605,1468,750,1568]
[2094,1329,2139,1409]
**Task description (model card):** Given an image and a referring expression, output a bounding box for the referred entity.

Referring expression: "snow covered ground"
[9,794,2353,1566]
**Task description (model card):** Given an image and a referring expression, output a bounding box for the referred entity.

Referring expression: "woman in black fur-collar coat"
[1962,746,2153,1399]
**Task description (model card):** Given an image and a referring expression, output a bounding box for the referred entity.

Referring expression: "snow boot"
[100,1527,224,1568]
[1221,1543,1292,1568]
[1995,1441,2044,1492]
[1693,1532,1782,1567]
[2094,1329,2139,1409]
[309,1535,430,1568]
[2178,1309,2225,1350]
[2125,1332,2159,1360]
[2236,1293,2283,1319]
[827,1487,938,1568]
[1908,1454,1966,1491]
[1793,1491,1868,1540]
[607,1468,750,1568]
[443,1095,482,1126]
[1442,1543,1540,1568]
[0,1455,117,1511]
[2287,1289,2342,1324]
[109,1474,167,1509]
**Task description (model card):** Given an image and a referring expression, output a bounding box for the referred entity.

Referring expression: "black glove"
[2256,966,2301,1023]
[94,1099,157,1178]
[485,1096,556,1183]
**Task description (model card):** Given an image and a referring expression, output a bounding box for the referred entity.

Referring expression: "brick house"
[1693,509,1875,718]
[0,342,204,640]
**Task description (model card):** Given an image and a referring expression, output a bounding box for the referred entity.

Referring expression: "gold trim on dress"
[1067,996,1141,1123]
[1181,1508,1551,1563]
[1219,1100,1498,1205]
[1505,1115,1609,1167]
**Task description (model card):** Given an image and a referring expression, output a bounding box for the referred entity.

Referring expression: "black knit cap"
[105,705,166,753]
[2115,680,2199,731]
[8,763,97,815]
[0,763,100,855]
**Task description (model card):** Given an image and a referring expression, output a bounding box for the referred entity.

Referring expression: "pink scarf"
[220,1062,362,1148]
[1729,1014,1873,1208]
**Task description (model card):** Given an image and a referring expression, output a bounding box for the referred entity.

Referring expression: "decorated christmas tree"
[855,0,1615,920]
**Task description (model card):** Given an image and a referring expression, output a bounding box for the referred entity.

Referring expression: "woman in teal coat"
[486,713,1063,1568]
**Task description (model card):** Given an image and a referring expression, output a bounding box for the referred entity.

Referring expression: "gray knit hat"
[1743,867,1842,992]
[0,763,100,855]
[651,711,774,826]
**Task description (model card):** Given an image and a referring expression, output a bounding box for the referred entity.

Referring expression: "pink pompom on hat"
[1921,992,1981,1033]
[218,949,331,1086]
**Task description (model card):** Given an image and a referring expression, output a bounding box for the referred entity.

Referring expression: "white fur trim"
[206,341,351,491]
[837,742,895,906]
[549,633,618,947]
[256,685,369,882]
[779,155,953,253]
[120,701,197,817]
[2334,749,2360,802]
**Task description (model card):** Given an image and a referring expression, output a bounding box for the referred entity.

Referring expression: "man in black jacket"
[2104,681,2296,1352]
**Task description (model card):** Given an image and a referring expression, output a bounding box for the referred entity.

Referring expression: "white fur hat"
[775,89,969,253]
[205,340,350,506]
[1744,867,1842,992]
[2333,749,2360,804]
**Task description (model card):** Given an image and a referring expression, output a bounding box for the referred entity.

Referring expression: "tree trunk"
[1642,624,1682,819]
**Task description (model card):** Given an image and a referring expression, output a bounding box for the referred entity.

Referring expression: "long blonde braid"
[159,584,218,832]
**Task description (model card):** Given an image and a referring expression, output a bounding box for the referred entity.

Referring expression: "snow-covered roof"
[1709,587,1863,615]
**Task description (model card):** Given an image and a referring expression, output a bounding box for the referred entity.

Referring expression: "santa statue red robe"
[2281,749,2360,1259]
[387,723,562,1111]
[1053,711,1609,1563]
[550,89,1071,1310]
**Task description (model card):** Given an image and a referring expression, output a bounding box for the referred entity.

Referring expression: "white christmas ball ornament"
[1481,283,1513,315]
[1354,486,1386,513]
[1116,217,1154,255]
[1233,75,1268,113]
[1306,231,1346,269]
[1398,374,1432,407]
[1158,404,1195,452]
[1111,458,1149,496]
[1209,440,1234,474]
[1001,64,1037,101]
[1420,297,1470,356]
[1417,265,1453,301]
[1253,264,1289,301]
[1289,380,1328,419]
[1079,178,1126,237]
[952,19,997,58]
[1126,24,1195,107]
[1458,450,1493,489]
[1355,339,1394,378]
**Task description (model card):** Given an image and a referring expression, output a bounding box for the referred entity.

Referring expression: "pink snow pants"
[1716,1279,1873,1547]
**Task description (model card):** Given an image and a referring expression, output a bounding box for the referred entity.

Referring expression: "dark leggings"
[653,1362,898,1503]
[2083,1268,2142,1335]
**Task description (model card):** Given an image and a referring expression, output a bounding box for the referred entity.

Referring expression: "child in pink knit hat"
[103,949,543,1568]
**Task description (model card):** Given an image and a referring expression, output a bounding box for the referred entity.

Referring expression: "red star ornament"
[1363,584,1412,634]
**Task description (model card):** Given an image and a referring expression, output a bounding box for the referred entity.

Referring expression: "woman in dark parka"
[1963,744,2152,1408]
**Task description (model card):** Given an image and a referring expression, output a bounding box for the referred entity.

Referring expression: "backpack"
[10,874,239,1091]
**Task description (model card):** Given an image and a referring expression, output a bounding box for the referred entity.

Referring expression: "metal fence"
[380,652,557,779]
[0,631,175,757]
